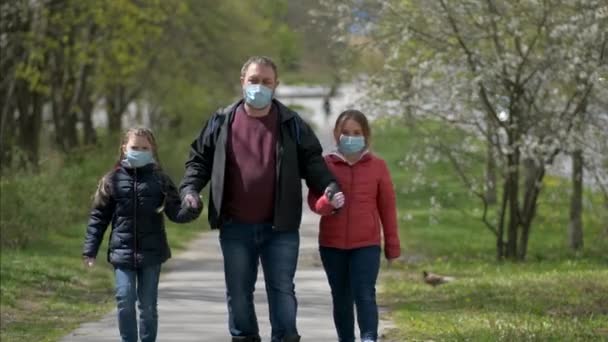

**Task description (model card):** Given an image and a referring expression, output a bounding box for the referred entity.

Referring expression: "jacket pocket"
[319,215,342,242]
[350,212,378,244]
[109,231,121,249]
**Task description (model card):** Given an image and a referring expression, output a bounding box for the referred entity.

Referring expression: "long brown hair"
[333,109,372,146]
[93,128,161,206]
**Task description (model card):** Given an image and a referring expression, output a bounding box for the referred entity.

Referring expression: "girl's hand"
[83,256,96,268]
[328,192,345,209]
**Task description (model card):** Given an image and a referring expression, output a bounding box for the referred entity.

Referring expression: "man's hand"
[183,192,201,209]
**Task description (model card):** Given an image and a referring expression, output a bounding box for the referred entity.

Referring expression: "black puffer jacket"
[83,163,200,268]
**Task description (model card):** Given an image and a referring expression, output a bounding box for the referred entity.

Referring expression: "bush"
[0,143,115,248]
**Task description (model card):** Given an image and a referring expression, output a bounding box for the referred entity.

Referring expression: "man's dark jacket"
[180,99,337,231]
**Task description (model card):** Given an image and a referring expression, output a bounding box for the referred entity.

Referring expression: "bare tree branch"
[435,140,499,236]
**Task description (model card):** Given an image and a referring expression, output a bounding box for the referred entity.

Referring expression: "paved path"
[62,87,393,342]
[62,210,342,341]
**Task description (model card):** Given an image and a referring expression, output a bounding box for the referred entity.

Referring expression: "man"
[180,56,344,342]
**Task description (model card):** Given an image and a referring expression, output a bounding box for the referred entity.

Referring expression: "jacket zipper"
[346,165,353,247]
[133,168,138,268]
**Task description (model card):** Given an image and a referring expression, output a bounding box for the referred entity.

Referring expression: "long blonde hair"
[93,128,162,206]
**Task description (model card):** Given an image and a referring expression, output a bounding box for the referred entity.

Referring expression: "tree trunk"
[505,149,520,259]
[107,85,125,133]
[568,149,584,250]
[0,77,17,172]
[64,111,79,148]
[496,179,509,260]
[518,158,544,260]
[81,95,97,145]
[485,115,497,204]
[0,108,15,172]
[51,86,67,152]
[16,90,42,171]
[107,97,123,133]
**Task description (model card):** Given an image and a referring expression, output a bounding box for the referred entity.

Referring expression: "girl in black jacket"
[82,128,200,342]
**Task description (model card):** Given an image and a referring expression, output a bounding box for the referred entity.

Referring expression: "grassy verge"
[0,131,208,342]
[372,118,608,341]
[0,221,204,342]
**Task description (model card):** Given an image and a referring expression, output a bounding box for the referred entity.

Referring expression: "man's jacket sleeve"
[297,119,337,194]
[179,115,218,196]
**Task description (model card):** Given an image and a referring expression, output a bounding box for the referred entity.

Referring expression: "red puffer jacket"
[307,152,401,259]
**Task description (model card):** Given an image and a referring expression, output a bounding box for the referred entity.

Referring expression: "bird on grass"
[423,270,455,287]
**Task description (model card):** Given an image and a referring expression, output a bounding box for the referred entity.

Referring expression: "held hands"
[329,192,345,209]
[183,192,202,210]
[324,184,345,209]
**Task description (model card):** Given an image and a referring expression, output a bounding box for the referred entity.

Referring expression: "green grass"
[0,220,204,342]
[372,118,608,341]
[0,130,208,342]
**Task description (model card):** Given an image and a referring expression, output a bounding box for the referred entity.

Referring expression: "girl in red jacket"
[308,109,401,342]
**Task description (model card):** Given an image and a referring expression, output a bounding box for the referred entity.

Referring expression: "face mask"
[338,134,366,155]
[243,84,273,109]
[125,149,154,168]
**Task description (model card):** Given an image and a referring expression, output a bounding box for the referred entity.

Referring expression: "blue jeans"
[320,246,381,342]
[219,222,300,341]
[114,264,162,342]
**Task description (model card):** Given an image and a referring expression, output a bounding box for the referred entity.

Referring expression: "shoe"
[283,334,301,342]
[232,335,261,342]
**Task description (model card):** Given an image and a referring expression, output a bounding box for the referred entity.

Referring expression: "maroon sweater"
[223,104,278,223]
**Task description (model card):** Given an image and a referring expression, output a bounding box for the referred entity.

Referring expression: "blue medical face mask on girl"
[338,134,366,155]
[125,149,154,168]
[243,84,273,109]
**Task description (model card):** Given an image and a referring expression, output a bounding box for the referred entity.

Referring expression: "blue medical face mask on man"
[125,149,154,168]
[338,134,366,155]
[243,84,273,109]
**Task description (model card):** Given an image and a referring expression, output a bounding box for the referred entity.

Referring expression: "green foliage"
[0,143,114,248]
[275,24,302,71]
[141,0,304,120]
[93,0,169,91]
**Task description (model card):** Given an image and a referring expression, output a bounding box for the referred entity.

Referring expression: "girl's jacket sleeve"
[83,186,115,258]
[307,189,335,216]
[377,160,401,259]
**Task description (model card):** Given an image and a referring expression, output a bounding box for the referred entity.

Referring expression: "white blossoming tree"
[319,0,607,260]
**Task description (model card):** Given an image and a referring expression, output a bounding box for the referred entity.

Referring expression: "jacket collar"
[219,98,296,123]
[118,161,157,174]
[328,150,372,166]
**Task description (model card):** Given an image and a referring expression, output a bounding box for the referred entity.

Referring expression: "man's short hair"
[240,56,278,80]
